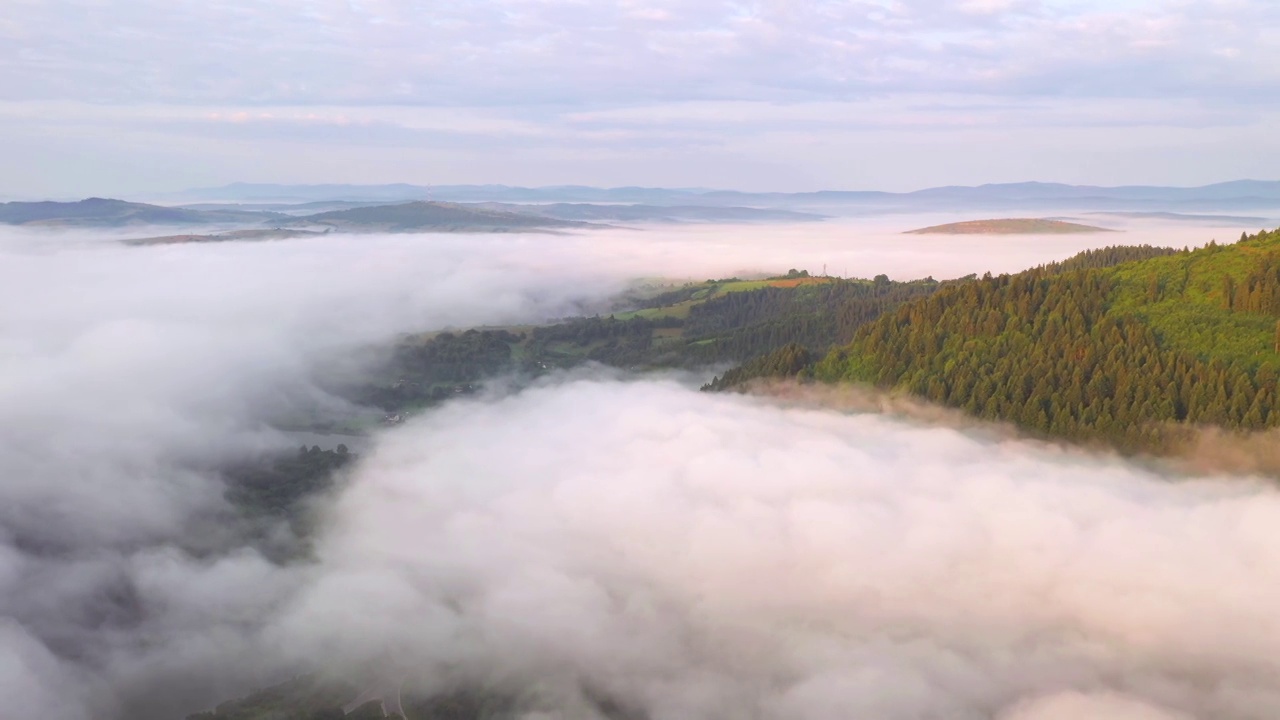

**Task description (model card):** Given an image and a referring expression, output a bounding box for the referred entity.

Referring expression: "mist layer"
[277,378,1280,720]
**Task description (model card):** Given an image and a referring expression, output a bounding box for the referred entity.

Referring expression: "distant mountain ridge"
[12,183,1279,232]
[157,180,1280,212]
[9,197,796,234]
[0,198,597,233]
[277,201,594,232]
[0,197,283,227]
[467,202,826,223]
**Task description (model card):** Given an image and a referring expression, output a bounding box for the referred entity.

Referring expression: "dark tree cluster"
[358,329,523,409]
[528,314,685,367]
[529,314,681,345]
[702,343,815,391]
[223,444,354,518]
[396,329,520,383]
[774,268,810,279]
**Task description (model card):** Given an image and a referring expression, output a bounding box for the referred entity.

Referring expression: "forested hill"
[337,273,945,414]
[712,233,1280,449]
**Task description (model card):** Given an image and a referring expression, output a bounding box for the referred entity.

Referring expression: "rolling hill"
[905,218,1113,234]
[280,201,594,232]
[467,202,826,223]
[179,201,827,224]
[0,197,282,227]
[177,200,406,216]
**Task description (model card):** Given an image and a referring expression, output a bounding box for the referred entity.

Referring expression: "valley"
[14,3,1280,718]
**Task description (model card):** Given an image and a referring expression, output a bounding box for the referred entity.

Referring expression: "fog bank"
[0,229,625,719]
[276,378,1280,720]
[563,215,1261,281]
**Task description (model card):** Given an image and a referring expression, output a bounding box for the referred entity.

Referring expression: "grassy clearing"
[716,280,772,293]
[767,277,840,288]
[613,301,698,320]
[617,277,842,320]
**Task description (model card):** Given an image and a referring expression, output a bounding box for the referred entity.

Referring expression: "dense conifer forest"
[710,232,1280,450]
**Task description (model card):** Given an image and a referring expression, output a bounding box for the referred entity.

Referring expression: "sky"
[2,0,1280,197]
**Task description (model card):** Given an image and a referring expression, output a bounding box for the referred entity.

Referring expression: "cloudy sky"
[2,0,1279,197]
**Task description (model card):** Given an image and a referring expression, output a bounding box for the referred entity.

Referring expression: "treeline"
[1035,244,1180,275]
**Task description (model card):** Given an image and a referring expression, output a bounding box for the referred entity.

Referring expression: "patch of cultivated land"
[904,218,1115,235]
[612,276,839,320]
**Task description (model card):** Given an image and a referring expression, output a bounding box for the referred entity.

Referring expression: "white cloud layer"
[5,1,1277,105]
[0,229,623,719]
[272,376,1280,719]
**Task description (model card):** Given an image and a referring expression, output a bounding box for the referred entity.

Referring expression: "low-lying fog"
[0,217,1275,720]
[569,215,1264,282]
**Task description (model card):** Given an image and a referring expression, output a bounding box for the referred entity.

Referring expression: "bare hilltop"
[905,218,1114,235]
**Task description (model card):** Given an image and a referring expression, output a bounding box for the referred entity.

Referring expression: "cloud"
[264,376,1280,719]
[3,0,1278,106]
[5,92,1280,198]
[999,691,1192,720]
[0,228,626,719]
[3,1,1280,195]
